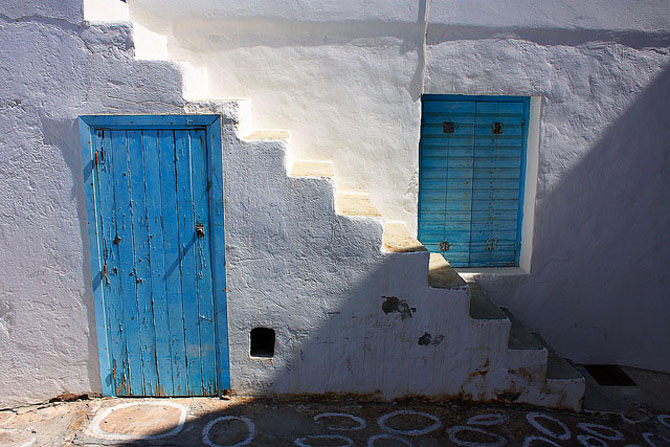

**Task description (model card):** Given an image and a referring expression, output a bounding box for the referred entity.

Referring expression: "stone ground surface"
[1,367,668,447]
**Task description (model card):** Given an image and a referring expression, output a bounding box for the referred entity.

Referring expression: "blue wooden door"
[81,116,229,397]
[418,96,529,267]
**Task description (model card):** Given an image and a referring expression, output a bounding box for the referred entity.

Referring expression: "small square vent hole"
[250,327,275,358]
[583,364,636,386]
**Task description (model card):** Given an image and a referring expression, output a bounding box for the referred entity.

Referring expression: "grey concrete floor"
[1,367,668,447]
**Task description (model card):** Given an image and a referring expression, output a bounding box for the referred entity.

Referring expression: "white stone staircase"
[84,3,585,411]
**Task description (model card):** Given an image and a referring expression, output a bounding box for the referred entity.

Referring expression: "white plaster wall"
[126,0,670,373]
[1,0,669,408]
[0,0,542,409]
[0,4,189,408]
[425,38,670,373]
[142,15,427,231]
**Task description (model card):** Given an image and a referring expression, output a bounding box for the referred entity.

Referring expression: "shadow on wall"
[46,117,104,396]
[493,64,670,372]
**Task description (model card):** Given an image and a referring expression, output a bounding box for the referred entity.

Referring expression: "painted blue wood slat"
[190,129,218,395]
[175,130,204,394]
[110,130,144,395]
[127,130,159,396]
[158,130,189,395]
[84,128,112,396]
[207,118,231,391]
[96,130,128,396]
[141,130,175,396]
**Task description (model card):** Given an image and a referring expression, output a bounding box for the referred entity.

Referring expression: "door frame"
[79,114,230,396]
[418,94,532,268]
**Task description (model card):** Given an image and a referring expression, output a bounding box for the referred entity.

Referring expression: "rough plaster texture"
[126,0,670,373]
[0,0,667,408]
[0,6,190,407]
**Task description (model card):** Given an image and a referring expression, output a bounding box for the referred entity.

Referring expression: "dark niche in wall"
[250,327,275,358]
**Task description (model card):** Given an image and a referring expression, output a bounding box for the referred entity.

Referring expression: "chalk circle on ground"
[523,435,562,447]
[378,410,442,436]
[19,437,36,447]
[621,411,650,425]
[526,412,571,440]
[89,401,187,441]
[467,414,508,426]
[447,425,507,447]
[578,434,608,447]
[577,423,624,441]
[202,415,255,447]
[368,433,413,446]
[313,412,366,431]
[294,434,354,447]
[658,415,670,428]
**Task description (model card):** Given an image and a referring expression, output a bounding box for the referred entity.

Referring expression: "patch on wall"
[381,296,415,321]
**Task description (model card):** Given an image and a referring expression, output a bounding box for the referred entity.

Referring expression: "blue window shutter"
[419,96,530,267]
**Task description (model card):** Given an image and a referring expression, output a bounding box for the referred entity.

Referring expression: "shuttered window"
[418,95,530,268]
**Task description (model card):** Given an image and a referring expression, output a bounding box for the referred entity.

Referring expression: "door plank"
[95,130,127,395]
[127,130,159,395]
[142,130,175,396]
[110,130,143,395]
[175,130,204,394]
[190,129,217,395]
[158,130,189,395]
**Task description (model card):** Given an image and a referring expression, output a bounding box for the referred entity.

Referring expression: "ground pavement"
[1,366,669,447]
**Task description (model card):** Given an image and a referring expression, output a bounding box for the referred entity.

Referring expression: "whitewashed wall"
[0,1,190,408]
[128,0,670,373]
[0,0,668,408]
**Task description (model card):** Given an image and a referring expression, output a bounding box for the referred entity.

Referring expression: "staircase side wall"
[130,0,670,373]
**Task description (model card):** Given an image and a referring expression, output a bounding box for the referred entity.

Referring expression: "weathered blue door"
[418,96,529,267]
[80,115,229,397]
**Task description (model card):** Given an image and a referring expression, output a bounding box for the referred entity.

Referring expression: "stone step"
[84,0,130,21]
[176,61,209,100]
[382,223,426,253]
[501,307,544,351]
[244,130,290,141]
[428,253,466,289]
[467,281,507,320]
[533,334,584,381]
[291,161,334,178]
[335,193,381,218]
[132,23,169,61]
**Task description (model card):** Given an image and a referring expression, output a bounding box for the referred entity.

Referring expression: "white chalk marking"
[202,415,255,447]
[523,435,562,447]
[621,411,650,425]
[378,410,442,436]
[19,437,36,447]
[313,412,366,431]
[294,434,354,447]
[578,434,608,446]
[526,412,571,440]
[577,423,624,441]
[89,401,187,441]
[367,434,413,446]
[642,432,670,447]
[447,426,507,447]
[658,415,670,428]
[467,414,508,426]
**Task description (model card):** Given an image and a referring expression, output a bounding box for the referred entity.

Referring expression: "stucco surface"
[1,0,668,408]
[0,2,570,409]
[425,39,670,372]
[0,11,187,408]
[126,0,670,374]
